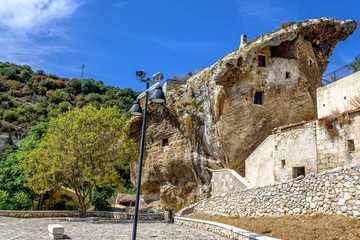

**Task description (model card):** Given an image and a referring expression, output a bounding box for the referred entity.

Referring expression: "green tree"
[0,123,49,210]
[349,55,360,72]
[0,67,18,80]
[0,148,33,210]
[22,106,138,217]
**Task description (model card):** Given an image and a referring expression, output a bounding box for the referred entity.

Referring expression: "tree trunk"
[78,197,87,218]
[48,193,52,210]
[37,194,43,210]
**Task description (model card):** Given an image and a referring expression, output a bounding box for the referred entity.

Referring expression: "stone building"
[245,71,360,187]
[129,18,357,211]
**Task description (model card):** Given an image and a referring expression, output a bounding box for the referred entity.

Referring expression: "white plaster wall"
[245,135,275,188]
[266,58,300,85]
[273,121,317,181]
[211,169,251,196]
[317,71,360,118]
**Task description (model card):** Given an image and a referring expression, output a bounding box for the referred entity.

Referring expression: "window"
[308,58,313,67]
[285,72,290,79]
[258,55,266,67]
[293,167,305,178]
[281,159,286,168]
[348,139,355,152]
[162,138,169,147]
[254,91,263,105]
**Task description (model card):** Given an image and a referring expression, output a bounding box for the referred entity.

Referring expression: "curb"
[175,217,280,240]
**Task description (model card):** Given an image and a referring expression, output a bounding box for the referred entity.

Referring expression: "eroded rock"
[130,18,357,211]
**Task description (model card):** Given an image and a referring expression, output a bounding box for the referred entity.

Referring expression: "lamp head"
[150,85,166,104]
[136,70,146,79]
[152,72,164,81]
[129,100,143,116]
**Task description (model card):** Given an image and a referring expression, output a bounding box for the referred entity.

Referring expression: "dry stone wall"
[178,163,360,218]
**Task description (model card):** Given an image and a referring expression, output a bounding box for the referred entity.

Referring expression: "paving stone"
[0,216,227,240]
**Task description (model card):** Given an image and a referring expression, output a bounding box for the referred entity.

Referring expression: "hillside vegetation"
[0,61,138,142]
[0,62,139,211]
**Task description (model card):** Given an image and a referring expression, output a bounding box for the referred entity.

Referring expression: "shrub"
[76,101,85,108]
[85,93,101,103]
[50,195,77,210]
[322,116,338,139]
[81,79,100,94]
[70,78,81,93]
[43,79,57,90]
[56,80,65,88]
[48,74,59,80]
[1,123,14,132]
[18,116,27,123]
[19,70,31,83]
[59,101,71,112]
[30,75,46,83]
[90,101,101,109]
[280,20,296,28]
[36,70,45,75]
[3,110,18,122]
[0,67,18,80]
[92,187,115,211]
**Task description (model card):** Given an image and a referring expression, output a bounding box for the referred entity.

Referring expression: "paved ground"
[0,216,227,240]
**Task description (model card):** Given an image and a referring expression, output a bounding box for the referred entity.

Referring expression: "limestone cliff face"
[130,18,357,211]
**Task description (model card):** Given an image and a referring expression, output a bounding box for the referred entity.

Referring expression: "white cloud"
[150,38,218,52]
[0,30,69,67]
[235,0,286,21]
[0,0,81,32]
[0,0,82,68]
[113,1,130,8]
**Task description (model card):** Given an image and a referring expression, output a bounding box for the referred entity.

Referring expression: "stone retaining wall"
[0,210,164,220]
[175,217,279,240]
[178,163,360,218]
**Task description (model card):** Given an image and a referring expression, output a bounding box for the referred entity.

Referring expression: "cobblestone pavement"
[0,216,227,240]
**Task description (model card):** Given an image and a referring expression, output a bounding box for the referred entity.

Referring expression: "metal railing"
[322,60,359,85]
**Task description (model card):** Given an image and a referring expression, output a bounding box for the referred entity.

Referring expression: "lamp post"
[129,70,166,240]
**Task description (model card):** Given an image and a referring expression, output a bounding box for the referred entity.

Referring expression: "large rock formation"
[129,18,357,211]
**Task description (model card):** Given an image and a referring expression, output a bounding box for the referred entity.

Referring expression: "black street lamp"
[130,70,166,240]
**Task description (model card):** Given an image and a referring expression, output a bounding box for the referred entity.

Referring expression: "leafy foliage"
[349,55,360,72]
[0,61,139,137]
[0,123,48,210]
[92,186,116,211]
[22,106,138,217]
[279,20,296,28]
[0,148,33,210]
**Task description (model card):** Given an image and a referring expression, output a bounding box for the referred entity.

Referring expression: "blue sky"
[0,0,359,92]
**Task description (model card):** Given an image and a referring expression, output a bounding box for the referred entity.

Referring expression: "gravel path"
[0,216,227,240]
